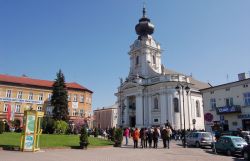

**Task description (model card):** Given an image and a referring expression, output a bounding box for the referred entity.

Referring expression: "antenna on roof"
[22,74,28,77]
[226,74,229,82]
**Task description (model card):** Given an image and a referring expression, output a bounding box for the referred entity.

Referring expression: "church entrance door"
[130,116,136,127]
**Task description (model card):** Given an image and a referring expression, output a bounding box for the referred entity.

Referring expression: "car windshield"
[202,133,211,137]
[232,138,246,143]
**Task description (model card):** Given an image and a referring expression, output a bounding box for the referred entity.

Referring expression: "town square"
[0,1,250,161]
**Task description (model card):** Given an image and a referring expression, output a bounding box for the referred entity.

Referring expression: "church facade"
[115,7,210,130]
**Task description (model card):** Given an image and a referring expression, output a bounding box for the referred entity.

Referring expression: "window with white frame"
[37,106,42,111]
[15,104,21,113]
[80,109,84,116]
[17,91,23,99]
[210,98,216,110]
[68,94,71,101]
[136,56,139,65]
[244,92,250,106]
[72,109,77,116]
[153,55,156,64]
[196,100,201,117]
[46,106,53,115]
[28,92,33,100]
[173,98,179,112]
[6,90,12,98]
[73,94,77,102]
[153,118,159,123]
[225,97,233,106]
[38,93,43,101]
[48,93,52,101]
[154,97,159,109]
[80,95,84,103]
[4,104,8,112]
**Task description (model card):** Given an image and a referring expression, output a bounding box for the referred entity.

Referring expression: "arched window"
[154,97,158,109]
[136,56,139,65]
[153,55,156,64]
[196,100,201,117]
[173,98,179,112]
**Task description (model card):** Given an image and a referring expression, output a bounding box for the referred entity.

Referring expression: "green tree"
[113,128,123,147]
[51,70,69,121]
[0,121,5,134]
[53,120,68,134]
[79,126,89,149]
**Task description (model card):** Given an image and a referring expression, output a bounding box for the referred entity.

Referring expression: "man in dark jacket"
[161,128,167,148]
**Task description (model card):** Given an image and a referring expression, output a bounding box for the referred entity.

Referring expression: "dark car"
[242,144,250,160]
[213,136,248,156]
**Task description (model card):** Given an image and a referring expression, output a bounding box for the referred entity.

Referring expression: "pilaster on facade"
[135,94,143,127]
[123,97,129,126]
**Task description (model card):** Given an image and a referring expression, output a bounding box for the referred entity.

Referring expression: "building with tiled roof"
[0,74,93,126]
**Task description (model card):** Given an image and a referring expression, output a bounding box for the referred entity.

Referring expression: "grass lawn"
[0,132,113,148]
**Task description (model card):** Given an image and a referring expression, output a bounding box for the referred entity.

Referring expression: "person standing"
[142,128,148,148]
[124,127,130,146]
[147,128,153,148]
[132,128,140,148]
[161,127,167,148]
[153,127,159,148]
[166,126,172,149]
[139,128,144,148]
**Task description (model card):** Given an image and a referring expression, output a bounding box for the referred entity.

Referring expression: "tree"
[51,69,69,121]
[79,126,89,149]
[0,121,5,134]
[113,128,123,147]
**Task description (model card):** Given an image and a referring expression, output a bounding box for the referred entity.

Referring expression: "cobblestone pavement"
[0,139,245,161]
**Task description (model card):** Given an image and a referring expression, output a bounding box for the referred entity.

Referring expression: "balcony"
[216,105,241,114]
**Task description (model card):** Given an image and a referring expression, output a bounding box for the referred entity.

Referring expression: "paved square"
[0,139,244,161]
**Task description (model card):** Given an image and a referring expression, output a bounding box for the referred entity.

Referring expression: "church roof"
[164,68,211,90]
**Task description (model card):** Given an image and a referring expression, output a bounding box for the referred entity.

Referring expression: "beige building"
[201,73,250,132]
[0,74,93,125]
[93,103,118,129]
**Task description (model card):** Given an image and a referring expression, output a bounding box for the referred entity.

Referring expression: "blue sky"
[1,0,250,110]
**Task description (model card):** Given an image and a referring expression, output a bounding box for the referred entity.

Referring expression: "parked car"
[186,132,213,148]
[242,144,250,160]
[241,131,250,144]
[213,136,248,156]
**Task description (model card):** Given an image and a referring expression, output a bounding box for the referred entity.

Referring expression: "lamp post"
[175,84,190,148]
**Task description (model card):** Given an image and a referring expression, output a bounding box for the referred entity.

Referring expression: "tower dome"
[135,6,155,38]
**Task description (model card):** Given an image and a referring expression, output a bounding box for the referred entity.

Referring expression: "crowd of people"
[124,126,172,149]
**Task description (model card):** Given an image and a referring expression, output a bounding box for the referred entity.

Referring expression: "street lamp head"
[175,85,180,91]
[185,86,190,92]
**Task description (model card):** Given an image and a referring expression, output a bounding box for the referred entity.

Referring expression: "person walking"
[132,128,140,148]
[124,127,130,146]
[153,127,159,148]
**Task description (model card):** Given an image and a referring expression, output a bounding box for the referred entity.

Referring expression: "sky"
[1,0,250,110]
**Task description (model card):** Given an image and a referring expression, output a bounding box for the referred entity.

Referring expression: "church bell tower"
[128,7,162,79]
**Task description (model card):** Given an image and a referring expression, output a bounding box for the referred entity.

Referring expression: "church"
[116,7,210,130]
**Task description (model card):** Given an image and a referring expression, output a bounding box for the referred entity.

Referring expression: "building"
[0,74,93,125]
[115,7,210,129]
[93,103,118,129]
[201,73,250,132]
